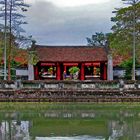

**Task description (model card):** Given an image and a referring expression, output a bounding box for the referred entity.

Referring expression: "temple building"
[28,45,112,80]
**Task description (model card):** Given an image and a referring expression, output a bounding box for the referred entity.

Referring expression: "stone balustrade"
[0,80,138,90]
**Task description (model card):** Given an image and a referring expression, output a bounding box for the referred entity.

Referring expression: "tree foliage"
[120,58,139,79]
[69,66,80,74]
[110,0,140,52]
[0,0,31,80]
[0,0,32,49]
[0,0,29,37]
[28,51,39,66]
[86,32,111,47]
[110,0,140,80]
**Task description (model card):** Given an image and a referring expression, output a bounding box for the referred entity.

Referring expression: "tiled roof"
[113,53,131,67]
[1,49,28,66]
[34,45,108,62]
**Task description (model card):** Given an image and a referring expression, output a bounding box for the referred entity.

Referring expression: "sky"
[23,0,123,45]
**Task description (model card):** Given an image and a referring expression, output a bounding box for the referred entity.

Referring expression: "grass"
[0,102,140,111]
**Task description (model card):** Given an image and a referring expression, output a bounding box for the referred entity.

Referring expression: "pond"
[0,103,140,140]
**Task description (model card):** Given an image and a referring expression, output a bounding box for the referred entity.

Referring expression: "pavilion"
[29,45,111,80]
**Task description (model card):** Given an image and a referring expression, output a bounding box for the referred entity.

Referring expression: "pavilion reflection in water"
[0,121,30,140]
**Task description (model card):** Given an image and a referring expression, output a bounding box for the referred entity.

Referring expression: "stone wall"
[0,80,138,90]
[0,80,140,102]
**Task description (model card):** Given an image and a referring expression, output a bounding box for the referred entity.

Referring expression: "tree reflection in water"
[0,121,30,140]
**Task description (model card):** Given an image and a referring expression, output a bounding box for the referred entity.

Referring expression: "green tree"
[120,58,139,79]
[111,0,140,80]
[86,32,111,47]
[0,0,30,80]
[111,1,140,49]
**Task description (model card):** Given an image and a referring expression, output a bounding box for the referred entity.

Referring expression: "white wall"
[16,69,28,76]
[113,69,125,78]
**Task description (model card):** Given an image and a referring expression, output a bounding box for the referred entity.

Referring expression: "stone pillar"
[107,55,113,81]
[28,63,34,80]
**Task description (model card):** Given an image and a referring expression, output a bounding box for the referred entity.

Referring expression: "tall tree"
[4,0,7,80]
[0,0,30,80]
[111,0,140,80]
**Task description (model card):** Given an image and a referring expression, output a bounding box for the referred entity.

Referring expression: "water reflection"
[0,104,140,140]
[0,121,30,140]
[35,136,105,140]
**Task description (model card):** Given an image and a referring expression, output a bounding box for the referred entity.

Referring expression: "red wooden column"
[103,63,107,80]
[57,63,61,80]
[100,62,107,80]
[64,65,67,72]
[100,63,104,80]
[81,63,85,80]
[34,66,39,80]
[93,65,96,76]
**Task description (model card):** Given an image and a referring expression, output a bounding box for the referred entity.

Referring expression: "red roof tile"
[0,49,28,66]
[113,53,131,67]
[34,45,108,62]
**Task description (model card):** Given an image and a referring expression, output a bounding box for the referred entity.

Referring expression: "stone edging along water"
[0,80,140,102]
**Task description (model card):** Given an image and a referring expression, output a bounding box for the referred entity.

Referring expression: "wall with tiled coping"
[0,80,140,102]
[0,80,139,90]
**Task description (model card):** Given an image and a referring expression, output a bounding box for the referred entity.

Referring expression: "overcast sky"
[23,0,123,45]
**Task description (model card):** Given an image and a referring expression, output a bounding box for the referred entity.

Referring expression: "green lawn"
[0,102,140,111]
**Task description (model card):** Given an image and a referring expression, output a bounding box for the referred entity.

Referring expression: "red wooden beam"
[63,63,78,66]
[40,63,55,66]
